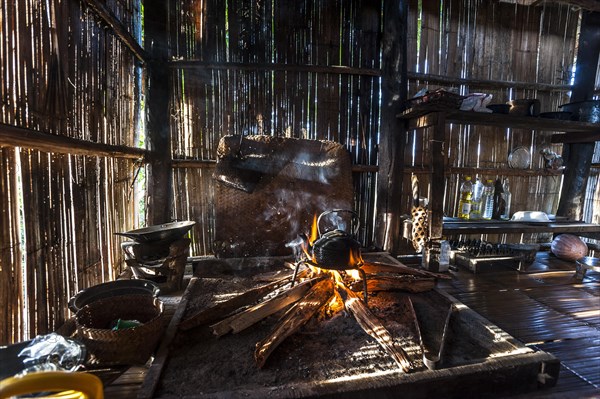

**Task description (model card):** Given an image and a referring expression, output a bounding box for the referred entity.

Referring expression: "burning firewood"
[254,279,335,368]
[211,277,322,337]
[336,283,414,373]
[361,261,451,280]
[353,275,435,293]
[180,271,308,331]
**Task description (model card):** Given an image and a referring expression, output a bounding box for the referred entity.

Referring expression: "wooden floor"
[436,252,600,398]
[105,252,600,398]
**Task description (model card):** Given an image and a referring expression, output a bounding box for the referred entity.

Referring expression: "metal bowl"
[576,256,600,270]
[68,279,160,313]
[115,221,196,243]
[559,100,600,123]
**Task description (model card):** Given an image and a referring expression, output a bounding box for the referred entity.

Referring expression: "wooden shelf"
[398,109,599,241]
[405,166,562,177]
[399,108,600,134]
[443,219,600,240]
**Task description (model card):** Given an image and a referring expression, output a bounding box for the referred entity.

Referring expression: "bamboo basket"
[75,294,165,366]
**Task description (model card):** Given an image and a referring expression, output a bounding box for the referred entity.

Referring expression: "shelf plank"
[399,109,600,133]
[405,166,562,177]
[551,132,600,144]
[443,220,600,239]
[0,123,148,160]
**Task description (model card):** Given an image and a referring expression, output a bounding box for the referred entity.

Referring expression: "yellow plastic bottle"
[457,176,473,220]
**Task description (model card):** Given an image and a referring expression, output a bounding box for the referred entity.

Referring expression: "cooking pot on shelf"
[115,221,196,243]
[559,100,600,123]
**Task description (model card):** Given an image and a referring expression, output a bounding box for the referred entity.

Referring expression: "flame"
[331,270,344,284]
[347,269,362,281]
[309,213,318,244]
[327,289,345,314]
[348,248,363,268]
[295,216,368,311]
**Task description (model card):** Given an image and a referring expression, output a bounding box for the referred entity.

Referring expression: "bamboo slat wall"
[402,0,591,246]
[168,0,383,252]
[0,0,143,344]
[1,0,598,347]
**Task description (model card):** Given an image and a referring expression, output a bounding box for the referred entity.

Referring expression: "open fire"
[291,210,368,303]
[179,211,448,372]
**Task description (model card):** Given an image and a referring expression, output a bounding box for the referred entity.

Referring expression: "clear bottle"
[470,177,484,220]
[500,179,512,220]
[457,176,473,220]
[439,240,451,272]
[481,179,494,220]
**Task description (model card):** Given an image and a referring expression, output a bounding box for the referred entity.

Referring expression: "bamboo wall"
[168,0,383,252]
[0,0,143,344]
[1,0,598,347]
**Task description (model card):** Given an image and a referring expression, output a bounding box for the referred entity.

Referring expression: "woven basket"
[75,294,164,366]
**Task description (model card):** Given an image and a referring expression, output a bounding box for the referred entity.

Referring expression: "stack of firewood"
[179,261,449,371]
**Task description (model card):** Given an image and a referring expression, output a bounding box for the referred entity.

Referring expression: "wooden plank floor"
[105,253,600,398]
[436,252,600,398]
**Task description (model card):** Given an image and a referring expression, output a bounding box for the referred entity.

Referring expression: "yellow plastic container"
[0,371,103,399]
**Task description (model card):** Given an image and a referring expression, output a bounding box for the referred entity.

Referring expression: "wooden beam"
[407,71,573,92]
[535,0,600,12]
[171,159,216,169]
[377,0,407,254]
[145,0,172,225]
[171,158,379,173]
[429,114,445,240]
[405,166,563,177]
[81,0,147,64]
[137,278,198,399]
[0,123,147,160]
[169,61,381,77]
[558,11,600,221]
[551,132,600,144]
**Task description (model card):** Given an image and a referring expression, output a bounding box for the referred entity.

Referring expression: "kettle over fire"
[291,209,368,303]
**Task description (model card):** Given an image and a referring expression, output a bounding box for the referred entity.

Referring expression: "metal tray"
[115,221,196,243]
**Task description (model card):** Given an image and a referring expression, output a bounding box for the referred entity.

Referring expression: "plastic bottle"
[500,179,512,220]
[439,240,451,272]
[481,179,494,220]
[457,177,473,219]
[470,177,484,220]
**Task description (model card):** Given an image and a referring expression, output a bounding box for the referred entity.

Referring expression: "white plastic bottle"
[470,177,484,220]
[500,179,512,220]
[439,240,451,272]
[481,179,494,220]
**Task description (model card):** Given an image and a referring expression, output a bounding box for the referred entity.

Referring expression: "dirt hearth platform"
[151,254,559,399]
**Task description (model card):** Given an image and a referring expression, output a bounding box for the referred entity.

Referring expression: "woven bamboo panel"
[213,135,353,257]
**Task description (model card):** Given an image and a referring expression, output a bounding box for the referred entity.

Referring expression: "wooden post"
[429,113,445,240]
[557,11,600,221]
[376,0,408,254]
[144,0,172,225]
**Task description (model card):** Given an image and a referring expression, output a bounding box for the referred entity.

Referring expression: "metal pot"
[312,229,362,269]
[68,279,160,313]
[508,99,540,116]
[115,221,196,243]
[309,209,362,269]
[559,100,600,123]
